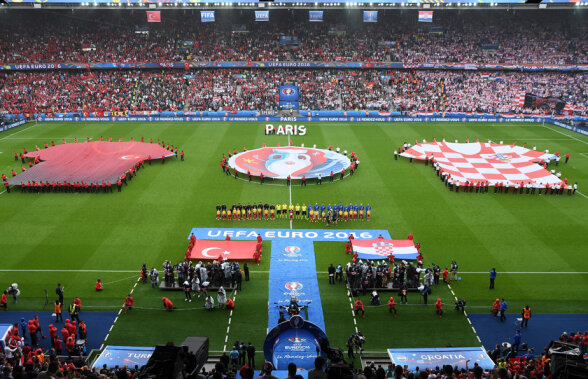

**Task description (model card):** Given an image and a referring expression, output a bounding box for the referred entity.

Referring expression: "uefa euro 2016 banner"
[279,84,300,111]
[1,120,27,133]
[1,62,585,72]
[279,86,299,102]
[188,228,392,242]
[387,347,495,371]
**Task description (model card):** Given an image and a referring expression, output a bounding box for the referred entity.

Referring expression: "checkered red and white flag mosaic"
[401,142,564,187]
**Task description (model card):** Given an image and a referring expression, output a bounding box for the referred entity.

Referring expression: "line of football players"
[216,203,371,222]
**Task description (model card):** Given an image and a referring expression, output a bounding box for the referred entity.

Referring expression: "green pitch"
[0,121,587,358]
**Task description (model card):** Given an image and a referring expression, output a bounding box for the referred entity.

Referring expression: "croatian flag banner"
[351,238,418,260]
[418,11,433,22]
[401,142,564,187]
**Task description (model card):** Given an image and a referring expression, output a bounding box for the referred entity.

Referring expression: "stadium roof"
[2,0,586,10]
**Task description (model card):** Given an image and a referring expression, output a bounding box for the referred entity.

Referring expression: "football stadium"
[0,1,587,378]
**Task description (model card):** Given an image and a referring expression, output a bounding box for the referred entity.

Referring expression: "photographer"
[455,298,466,313]
[7,284,20,304]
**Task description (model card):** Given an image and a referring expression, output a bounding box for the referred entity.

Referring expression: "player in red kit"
[354,299,365,318]
[435,298,443,318]
[124,294,134,314]
[388,296,397,317]
[162,297,174,311]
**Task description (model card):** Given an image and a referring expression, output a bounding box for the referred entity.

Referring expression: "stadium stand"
[0,333,585,379]
[1,70,586,115]
[0,10,586,65]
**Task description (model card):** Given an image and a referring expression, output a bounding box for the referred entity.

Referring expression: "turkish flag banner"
[146,11,161,23]
[189,240,257,261]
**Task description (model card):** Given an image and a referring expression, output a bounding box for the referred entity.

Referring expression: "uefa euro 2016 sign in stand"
[228,146,351,180]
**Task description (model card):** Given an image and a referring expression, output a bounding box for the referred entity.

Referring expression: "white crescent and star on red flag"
[146,11,161,22]
[189,240,257,260]
[200,247,231,258]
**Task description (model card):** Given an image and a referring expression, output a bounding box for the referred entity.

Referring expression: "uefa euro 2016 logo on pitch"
[284,246,301,257]
[285,282,303,291]
[228,146,351,180]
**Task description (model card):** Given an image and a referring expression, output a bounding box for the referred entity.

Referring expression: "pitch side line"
[222,290,237,352]
[542,124,588,146]
[0,122,40,140]
[449,284,484,346]
[100,277,140,350]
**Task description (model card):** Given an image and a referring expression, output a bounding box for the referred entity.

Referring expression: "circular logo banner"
[228,146,351,179]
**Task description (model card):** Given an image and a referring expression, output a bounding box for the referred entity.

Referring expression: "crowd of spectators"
[0,350,572,378]
[1,69,585,115]
[0,71,135,115]
[0,10,585,65]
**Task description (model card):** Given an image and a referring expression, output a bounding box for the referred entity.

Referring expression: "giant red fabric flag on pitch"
[401,142,564,187]
[6,141,174,186]
[189,240,257,261]
[351,238,418,260]
[146,11,161,23]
